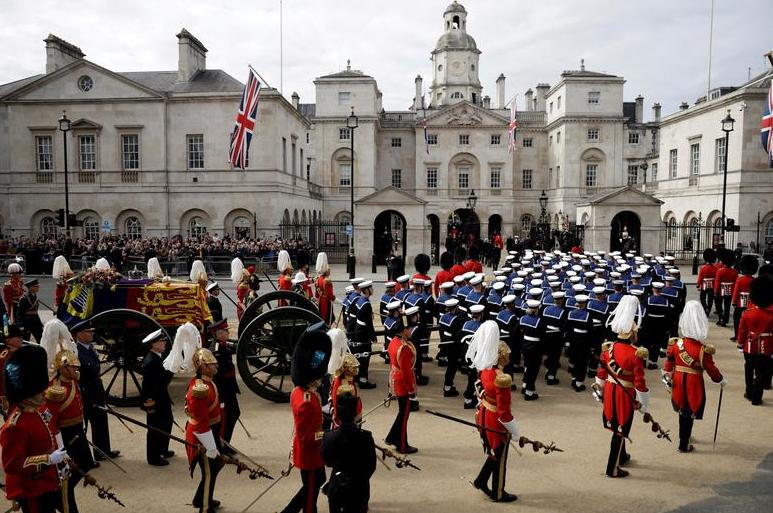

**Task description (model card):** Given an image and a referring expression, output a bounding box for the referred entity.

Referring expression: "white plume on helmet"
[147,257,163,279]
[679,300,709,342]
[607,295,641,336]
[189,260,207,282]
[51,256,72,280]
[7,262,22,274]
[94,258,111,271]
[163,322,201,373]
[40,319,77,374]
[277,250,292,273]
[230,257,245,285]
[326,328,350,376]
[466,320,503,371]
[315,252,329,275]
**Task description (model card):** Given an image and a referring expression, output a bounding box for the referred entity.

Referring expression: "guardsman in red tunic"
[731,255,758,341]
[738,275,773,405]
[663,301,725,452]
[327,328,361,428]
[713,250,738,327]
[314,252,335,325]
[595,295,649,478]
[467,321,519,502]
[278,250,294,304]
[696,249,718,315]
[282,322,331,513]
[1,324,26,418]
[3,263,24,324]
[1,344,68,513]
[185,348,223,513]
[42,322,95,513]
[231,257,249,321]
[52,256,74,309]
[385,309,419,455]
[412,253,432,285]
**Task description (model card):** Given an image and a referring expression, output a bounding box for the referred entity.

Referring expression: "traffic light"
[68,213,79,227]
[56,208,65,227]
[726,218,740,232]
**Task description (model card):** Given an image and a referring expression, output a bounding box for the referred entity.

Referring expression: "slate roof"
[560,69,619,79]
[298,103,316,118]
[0,74,44,98]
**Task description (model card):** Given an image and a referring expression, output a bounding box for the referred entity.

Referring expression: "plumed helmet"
[191,348,217,369]
[750,274,773,308]
[315,252,330,275]
[4,344,49,404]
[7,262,22,274]
[164,322,202,374]
[54,350,80,371]
[147,257,163,279]
[414,253,431,274]
[52,255,73,280]
[189,260,207,283]
[296,250,310,269]
[439,251,454,271]
[739,254,759,276]
[94,258,111,271]
[702,248,717,264]
[291,321,332,387]
[277,250,292,273]
[679,300,709,342]
[231,258,245,285]
[326,328,348,376]
[40,318,78,374]
[608,295,642,339]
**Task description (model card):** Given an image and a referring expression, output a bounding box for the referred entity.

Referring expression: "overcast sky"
[1,0,770,118]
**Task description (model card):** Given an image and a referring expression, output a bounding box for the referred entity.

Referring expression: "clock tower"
[429,1,482,108]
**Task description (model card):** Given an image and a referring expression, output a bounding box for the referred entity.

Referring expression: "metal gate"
[279,220,350,264]
[659,220,736,261]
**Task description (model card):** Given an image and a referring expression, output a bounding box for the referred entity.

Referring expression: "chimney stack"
[679,102,689,111]
[535,83,550,111]
[44,34,84,74]
[177,29,207,82]
[483,96,491,109]
[652,102,661,122]
[496,74,506,109]
[635,95,644,123]
[291,92,300,110]
[414,75,423,111]
[524,88,533,111]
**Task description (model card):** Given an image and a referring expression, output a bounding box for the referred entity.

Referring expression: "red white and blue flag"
[421,117,430,154]
[229,68,262,169]
[508,98,519,153]
[762,80,773,167]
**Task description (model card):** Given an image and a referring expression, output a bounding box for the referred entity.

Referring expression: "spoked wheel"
[238,291,319,337]
[90,309,164,407]
[236,306,322,403]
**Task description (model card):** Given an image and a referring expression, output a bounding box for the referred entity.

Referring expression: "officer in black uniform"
[141,328,175,466]
[207,318,241,449]
[439,298,464,397]
[206,282,223,323]
[16,279,44,343]
[322,388,377,513]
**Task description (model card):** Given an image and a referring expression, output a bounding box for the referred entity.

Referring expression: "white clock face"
[451,60,466,76]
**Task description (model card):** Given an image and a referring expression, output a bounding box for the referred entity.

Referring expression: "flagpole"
[706,0,714,99]
[248,65,274,91]
[279,0,283,95]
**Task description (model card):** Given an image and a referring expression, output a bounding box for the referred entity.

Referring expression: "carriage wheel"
[90,309,165,407]
[238,290,319,337]
[236,306,322,403]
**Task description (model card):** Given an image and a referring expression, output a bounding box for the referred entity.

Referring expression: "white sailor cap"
[206,282,220,292]
[444,298,460,307]
[531,273,544,280]
[350,277,365,285]
[634,256,644,262]
[345,285,354,293]
[511,263,522,269]
[505,255,515,261]
[545,269,556,275]
[358,280,373,289]
[580,259,591,266]
[574,294,589,303]
[629,289,644,296]
[441,281,455,289]
[593,278,606,286]
[664,275,675,281]
[571,253,581,258]
[572,265,583,272]
[422,279,433,287]
[548,275,560,282]
[453,275,465,284]
[644,253,653,258]
[569,276,582,283]
[512,277,525,284]
[610,272,621,278]
[142,328,166,344]
[625,253,634,258]
[517,271,529,277]
[463,271,476,280]
[492,282,506,291]
[565,270,577,277]
[396,274,410,283]
[495,276,507,282]
[498,295,513,305]
[404,305,420,316]
[573,284,587,292]
[528,287,543,296]
[552,291,566,299]
[526,299,541,309]
[668,268,681,275]
[470,304,486,314]
[613,279,625,286]
[512,283,526,291]
[592,286,606,295]
[501,267,513,273]
[385,281,397,288]
[469,275,483,285]
[530,279,543,287]
[665,256,675,261]
[583,271,596,278]
[412,278,425,286]
[651,282,665,289]
[387,300,403,311]
[493,270,504,277]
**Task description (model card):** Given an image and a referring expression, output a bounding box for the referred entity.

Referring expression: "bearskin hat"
[439,251,454,271]
[750,274,773,308]
[739,254,759,276]
[414,253,431,274]
[4,344,49,404]
[759,264,773,278]
[719,249,736,267]
[336,390,359,425]
[454,247,467,264]
[291,321,332,387]
[702,248,717,264]
[296,250,311,269]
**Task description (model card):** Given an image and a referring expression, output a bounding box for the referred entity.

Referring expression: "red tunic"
[44,377,84,430]
[0,404,60,500]
[184,377,221,465]
[2,279,24,322]
[696,264,717,291]
[463,260,483,274]
[387,336,417,397]
[737,305,773,354]
[411,273,431,287]
[433,269,454,297]
[713,267,738,296]
[449,264,466,278]
[475,368,514,450]
[290,385,324,470]
[55,281,69,308]
[278,273,293,306]
[731,275,753,308]
[330,374,362,427]
[664,338,722,419]
[0,350,9,414]
[597,341,648,434]
[236,282,249,320]
[315,276,335,325]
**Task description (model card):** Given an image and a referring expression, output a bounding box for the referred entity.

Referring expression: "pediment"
[422,101,508,127]
[356,186,426,206]
[70,118,102,131]
[579,186,664,207]
[4,60,164,101]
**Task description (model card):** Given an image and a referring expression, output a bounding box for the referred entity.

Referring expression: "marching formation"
[1,243,771,512]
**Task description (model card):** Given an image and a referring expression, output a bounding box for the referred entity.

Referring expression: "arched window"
[521,214,534,234]
[189,216,207,238]
[766,219,773,242]
[126,216,142,239]
[40,216,57,236]
[713,217,723,234]
[668,217,677,239]
[451,92,464,99]
[83,217,100,240]
[233,216,251,239]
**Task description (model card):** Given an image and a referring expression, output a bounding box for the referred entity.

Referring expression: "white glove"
[55,432,64,450]
[194,430,220,459]
[48,448,68,466]
[718,377,728,388]
[636,389,650,414]
[321,403,332,415]
[595,377,605,389]
[500,418,519,438]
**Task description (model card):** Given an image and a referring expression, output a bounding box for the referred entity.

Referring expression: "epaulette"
[44,384,67,402]
[303,391,311,402]
[668,337,680,347]
[635,346,649,360]
[704,344,716,355]
[7,409,21,426]
[192,379,209,398]
[495,372,512,389]
[601,341,613,352]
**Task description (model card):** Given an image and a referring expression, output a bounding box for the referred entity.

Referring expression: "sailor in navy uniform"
[379,281,397,325]
[641,282,671,369]
[496,294,520,382]
[455,272,476,308]
[462,304,486,409]
[341,285,354,323]
[587,286,610,378]
[394,275,411,302]
[439,298,464,397]
[352,280,377,389]
[404,279,429,384]
[566,294,594,392]
[487,282,505,320]
[435,281,456,367]
[662,276,681,337]
[518,299,545,401]
[420,280,435,364]
[383,301,404,338]
[543,291,567,385]
[464,275,487,314]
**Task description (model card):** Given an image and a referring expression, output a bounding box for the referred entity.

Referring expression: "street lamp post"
[720,110,735,241]
[346,108,358,278]
[58,111,71,241]
[538,190,549,249]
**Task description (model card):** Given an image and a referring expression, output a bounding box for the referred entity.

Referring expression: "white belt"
[574,328,588,333]
[547,325,560,331]
[500,330,510,336]
[523,335,540,342]
[356,319,366,326]
[443,331,453,337]
[592,320,602,326]
[648,314,665,318]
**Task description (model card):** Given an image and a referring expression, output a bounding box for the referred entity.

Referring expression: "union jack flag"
[229,68,262,169]
[762,79,773,167]
[421,117,430,154]
[508,99,519,153]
